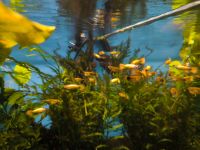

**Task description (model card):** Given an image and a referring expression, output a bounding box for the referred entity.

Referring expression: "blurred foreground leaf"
[0,1,55,64]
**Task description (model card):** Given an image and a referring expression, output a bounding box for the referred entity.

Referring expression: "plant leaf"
[13,64,31,84]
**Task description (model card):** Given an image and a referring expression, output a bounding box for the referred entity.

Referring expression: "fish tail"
[119,64,125,70]
[191,67,198,74]
[140,57,145,64]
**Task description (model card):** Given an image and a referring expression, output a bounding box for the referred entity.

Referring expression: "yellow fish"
[170,87,179,97]
[165,58,171,65]
[94,53,101,59]
[43,99,61,105]
[131,57,145,65]
[183,76,194,82]
[175,65,198,74]
[98,51,105,55]
[84,71,98,77]
[88,77,96,84]
[156,76,165,83]
[118,92,129,100]
[127,75,142,82]
[144,65,151,71]
[32,108,47,114]
[110,51,120,55]
[74,77,83,82]
[188,87,200,95]
[119,64,138,70]
[110,78,120,84]
[111,17,119,22]
[108,65,121,72]
[64,84,84,90]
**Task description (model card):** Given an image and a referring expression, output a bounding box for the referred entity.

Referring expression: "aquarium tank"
[0,0,200,149]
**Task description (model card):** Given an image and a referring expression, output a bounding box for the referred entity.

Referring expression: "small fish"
[141,70,156,77]
[156,76,165,83]
[110,51,120,55]
[118,92,129,100]
[144,65,151,71]
[183,76,194,82]
[110,78,120,84]
[64,84,84,90]
[94,53,101,59]
[43,99,61,105]
[32,108,47,114]
[130,69,141,76]
[80,33,86,38]
[131,57,145,65]
[119,64,138,70]
[188,87,200,95]
[111,17,119,22]
[94,53,107,60]
[175,65,198,74]
[127,75,142,82]
[165,58,171,65]
[26,53,37,57]
[170,87,179,97]
[88,77,96,84]
[84,71,98,77]
[108,65,121,72]
[26,110,33,116]
[74,77,83,82]
[98,51,105,55]
[147,71,156,77]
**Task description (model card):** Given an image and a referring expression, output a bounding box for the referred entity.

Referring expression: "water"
[2,0,200,84]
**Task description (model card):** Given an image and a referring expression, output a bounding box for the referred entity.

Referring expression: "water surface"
[2,0,200,87]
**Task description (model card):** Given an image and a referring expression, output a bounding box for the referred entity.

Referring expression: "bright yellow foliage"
[13,64,31,84]
[0,1,55,64]
[172,0,200,61]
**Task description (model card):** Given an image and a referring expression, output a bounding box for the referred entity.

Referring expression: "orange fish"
[170,87,179,97]
[144,65,151,71]
[188,87,200,95]
[119,64,138,70]
[108,65,121,72]
[183,76,194,82]
[156,76,165,83]
[43,99,61,105]
[98,51,105,55]
[131,57,145,65]
[118,92,129,100]
[88,77,96,84]
[175,65,198,74]
[127,75,142,82]
[165,58,171,65]
[84,71,98,77]
[74,77,83,82]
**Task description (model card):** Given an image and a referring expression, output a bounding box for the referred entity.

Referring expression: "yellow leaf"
[0,1,55,64]
[0,1,55,48]
[13,64,31,84]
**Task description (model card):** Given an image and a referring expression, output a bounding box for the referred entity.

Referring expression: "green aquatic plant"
[0,75,43,149]
[172,0,200,65]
